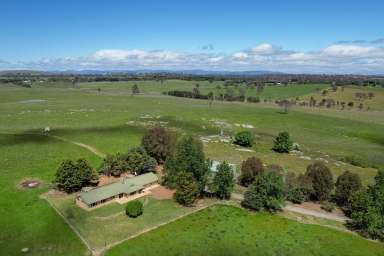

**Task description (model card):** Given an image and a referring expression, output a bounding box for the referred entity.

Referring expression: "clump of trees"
[125,200,143,218]
[98,147,156,176]
[241,171,284,212]
[272,132,293,153]
[163,135,210,206]
[239,157,264,186]
[141,126,176,164]
[284,172,312,204]
[55,158,98,193]
[233,131,255,147]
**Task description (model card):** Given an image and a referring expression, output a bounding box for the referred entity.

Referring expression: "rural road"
[231,193,350,223]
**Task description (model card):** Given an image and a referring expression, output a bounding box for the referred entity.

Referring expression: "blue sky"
[1,0,384,73]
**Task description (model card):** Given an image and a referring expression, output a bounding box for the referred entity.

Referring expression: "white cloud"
[2,43,384,74]
[251,43,280,55]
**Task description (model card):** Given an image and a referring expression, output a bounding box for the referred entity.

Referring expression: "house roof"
[79,172,158,205]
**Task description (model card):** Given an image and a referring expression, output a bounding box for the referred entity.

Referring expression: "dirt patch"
[150,186,175,200]
[98,173,133,186]
[18,178,42,189]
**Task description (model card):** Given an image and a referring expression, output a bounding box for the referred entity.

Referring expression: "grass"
[45,193,216,250]
[105,205,384,256]
[0,81,383,255]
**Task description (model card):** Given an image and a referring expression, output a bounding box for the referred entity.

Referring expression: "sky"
[1,0,384,74]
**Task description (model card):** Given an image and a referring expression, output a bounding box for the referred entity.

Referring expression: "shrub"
[234,131,254,147]
[239,157,264,186]
[142,126,176,163]
[241,172,284,212]
[272,131,293,153]
[284,172,312,204]
[305,161,334,201]
[321,201,336,212]
[174,172,199,206]
[335,171,362,208]
[125,200,143,218]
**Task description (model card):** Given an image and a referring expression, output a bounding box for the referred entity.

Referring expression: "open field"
[105,205,384,256]
[0,80,383,255]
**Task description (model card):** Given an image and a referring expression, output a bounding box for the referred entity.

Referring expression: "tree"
[142,126,176,163]
[241,172,284,212]
[98,154,126,176]
[284,172,312,204]
[234,131,254,147]
[305,161,334,201]
[335,171,362,208]
[174,172,199,206]
[207,91,214,107]
[125,200,143,218]
[55,159,96,193]
[122,147,156,175]
[211,162,235,199]
[239,157,264,186]
[272,131,293,153]
[163,135,209,193]
[354,170,384,240]
[131,84,140,95]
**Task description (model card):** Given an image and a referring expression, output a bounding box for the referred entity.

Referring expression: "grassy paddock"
[0,81,383,255]
[105,205,384,256]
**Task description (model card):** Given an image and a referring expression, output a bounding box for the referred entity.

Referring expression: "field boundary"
[40,193,93,255]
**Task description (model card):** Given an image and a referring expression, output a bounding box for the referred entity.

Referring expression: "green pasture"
[0,81,383,255]
[105,205,384,256]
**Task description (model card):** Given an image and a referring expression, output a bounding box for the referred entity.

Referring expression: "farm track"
[47,134,106,158]
[231,193,350,223]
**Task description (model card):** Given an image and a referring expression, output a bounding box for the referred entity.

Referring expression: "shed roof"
[79,172,158,205]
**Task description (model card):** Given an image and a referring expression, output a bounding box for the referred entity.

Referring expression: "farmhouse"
[77,173,158,208]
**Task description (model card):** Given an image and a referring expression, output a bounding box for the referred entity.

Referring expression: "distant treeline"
[1,72,384,88]
[164,90,261,103]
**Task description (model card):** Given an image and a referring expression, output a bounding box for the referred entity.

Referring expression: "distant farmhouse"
[77,173,158,208]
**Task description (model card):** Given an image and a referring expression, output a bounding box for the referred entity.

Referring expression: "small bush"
[125,200,143,218]
[320,201,336,212]
[234,131,255,147]
[272,131,293,153]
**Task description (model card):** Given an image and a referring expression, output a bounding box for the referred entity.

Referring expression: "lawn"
[105,205,384,256]
[45,193,216,251]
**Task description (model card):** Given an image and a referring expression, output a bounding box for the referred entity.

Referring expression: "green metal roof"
[79,172,158,206]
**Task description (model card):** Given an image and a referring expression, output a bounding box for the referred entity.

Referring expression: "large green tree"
[241,172,284,212]
[211,161,235,199]
[163,135,209,193]
[141,126,176,163]
[122,147,156,175]
[174,172,199,206]
[55,158,96,193]
[305,161,334,201]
